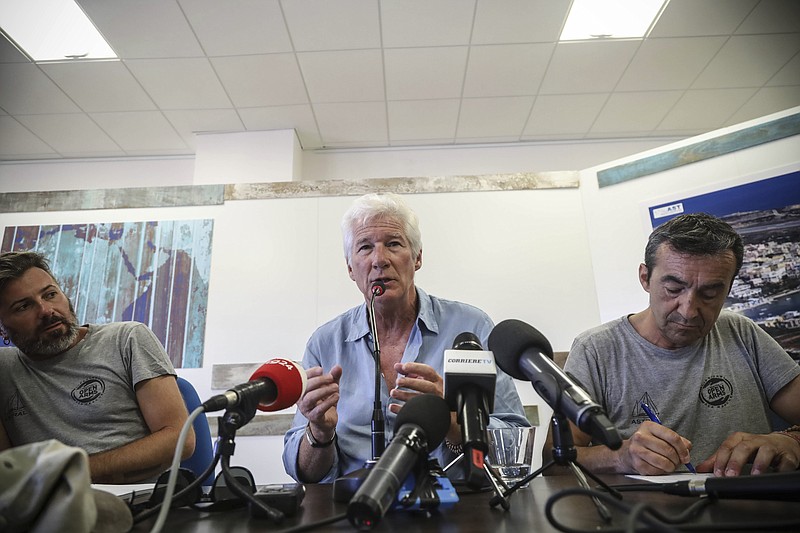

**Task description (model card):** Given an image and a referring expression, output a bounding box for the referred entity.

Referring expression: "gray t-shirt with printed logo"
[565,311,800,465]
[0,321,175,454]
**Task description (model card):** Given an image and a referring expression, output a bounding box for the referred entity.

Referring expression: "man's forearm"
[89,426,195,483]
[296,427,336,483]
[572,444,626,474]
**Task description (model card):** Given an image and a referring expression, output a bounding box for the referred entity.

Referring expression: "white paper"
[625,473,714,484]
[92,483,154,496]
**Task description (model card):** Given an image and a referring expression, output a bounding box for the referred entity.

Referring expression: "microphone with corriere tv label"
[443,332,496,488]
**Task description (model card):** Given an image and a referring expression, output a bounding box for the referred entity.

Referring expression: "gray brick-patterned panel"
[225,172,578,200]
[0,184,225,213]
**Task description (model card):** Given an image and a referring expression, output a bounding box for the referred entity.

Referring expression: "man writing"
[562,213,800,477]
[0,251,194,483]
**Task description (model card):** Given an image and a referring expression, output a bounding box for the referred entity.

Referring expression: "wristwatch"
[305,423,336,448]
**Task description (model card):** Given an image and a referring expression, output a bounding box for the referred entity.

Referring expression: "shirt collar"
[343,286,439,342]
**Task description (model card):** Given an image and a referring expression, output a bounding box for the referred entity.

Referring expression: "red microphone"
[249,358,308,412]
[201,358,307,413]
[371,281,386,297]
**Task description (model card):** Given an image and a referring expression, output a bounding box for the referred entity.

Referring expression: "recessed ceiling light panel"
[560,0,667,41]
[0,0,116,61]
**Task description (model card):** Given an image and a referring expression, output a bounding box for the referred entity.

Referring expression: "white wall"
[0,111,797,483]
[580,112,800,324]
[0,186,594,482]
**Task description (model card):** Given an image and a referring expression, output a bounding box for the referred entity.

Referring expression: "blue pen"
[639,401,697,474]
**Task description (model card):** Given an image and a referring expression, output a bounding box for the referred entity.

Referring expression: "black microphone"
[347,394,450,529]
[488,319,622,450]
[661,471,800,501]
[201,358,307,413]
[369,280,386,459]
[443,332,496,488]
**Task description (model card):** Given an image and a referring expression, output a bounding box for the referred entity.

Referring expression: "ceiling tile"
[472,0,570,44]
[388,99,459,141]
[314,102,387,146]
[180,0,292,56]
[736,0,800,34]
[455,135,524,144]
[381,0,475,48]
[725,86,800,125]
[41,61,156,113]
[385,47,469,100]
[0,35,29,62]
[523,94,608,136]
[298,50,384,103]
[616,37,727,91]
[657,88,757,131]
[649,0,758,38]
[282,0,381,51]
[0,64,80,114]
[78,0,203,58]
[456,96,533,138]
[539,41,639,94]
[592,91,683,133]
[238,105,322,148]
[90,111,189,152]
[16,113,120,154]
[163,109,245,147]
[463,44,554,97]
[0,116,56,158]
[768,53,800,86]
[693,34,800,89]
[212,54,308,107]
[126,58,231,109]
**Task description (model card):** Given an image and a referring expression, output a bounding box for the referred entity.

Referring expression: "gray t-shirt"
[565,311,800,464]
[0,322,175,454]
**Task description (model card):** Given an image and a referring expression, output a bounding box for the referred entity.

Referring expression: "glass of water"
[487,426,535,487]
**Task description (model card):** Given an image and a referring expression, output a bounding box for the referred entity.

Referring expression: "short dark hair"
[644,213,744,281]
[0,251,57,294]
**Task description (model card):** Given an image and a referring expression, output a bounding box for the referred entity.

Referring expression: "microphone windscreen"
[452,331,483,350]
[249,358,307,412]
[371,281,386,296]
[395,394,451,448]
[488,319,554,380]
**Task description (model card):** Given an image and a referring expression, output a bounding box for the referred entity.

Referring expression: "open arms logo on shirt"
[699,375,733,408]
[71,378,105,405]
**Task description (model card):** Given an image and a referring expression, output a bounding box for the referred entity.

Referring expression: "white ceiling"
[0,0,798,162]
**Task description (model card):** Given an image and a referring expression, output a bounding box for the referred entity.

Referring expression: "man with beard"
[0,251,194,483]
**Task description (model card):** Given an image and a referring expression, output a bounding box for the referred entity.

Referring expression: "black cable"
[544,487,710,533]
[220,455,285,523]
[131,452,221,523]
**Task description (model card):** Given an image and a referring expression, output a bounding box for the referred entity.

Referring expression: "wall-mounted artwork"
[1,219,214,368]
[646,168,800,362]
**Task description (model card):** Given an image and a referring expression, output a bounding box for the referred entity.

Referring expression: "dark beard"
[9,313,81,358]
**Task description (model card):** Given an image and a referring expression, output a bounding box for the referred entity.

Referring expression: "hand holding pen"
[640,401,697,474]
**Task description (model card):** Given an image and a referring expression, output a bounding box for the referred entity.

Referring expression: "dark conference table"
[131,474,799,532]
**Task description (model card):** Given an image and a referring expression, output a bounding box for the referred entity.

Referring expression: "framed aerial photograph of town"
[645,166,800,362]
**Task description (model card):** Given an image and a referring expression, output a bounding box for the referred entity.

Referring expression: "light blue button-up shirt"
[282,287,529,483]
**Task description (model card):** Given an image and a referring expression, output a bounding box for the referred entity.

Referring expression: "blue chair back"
[177,377,215,487]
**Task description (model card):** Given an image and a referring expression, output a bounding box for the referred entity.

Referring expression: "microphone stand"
[216,402,285,523]
[368,285,385,459]
[332,283,386,502]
